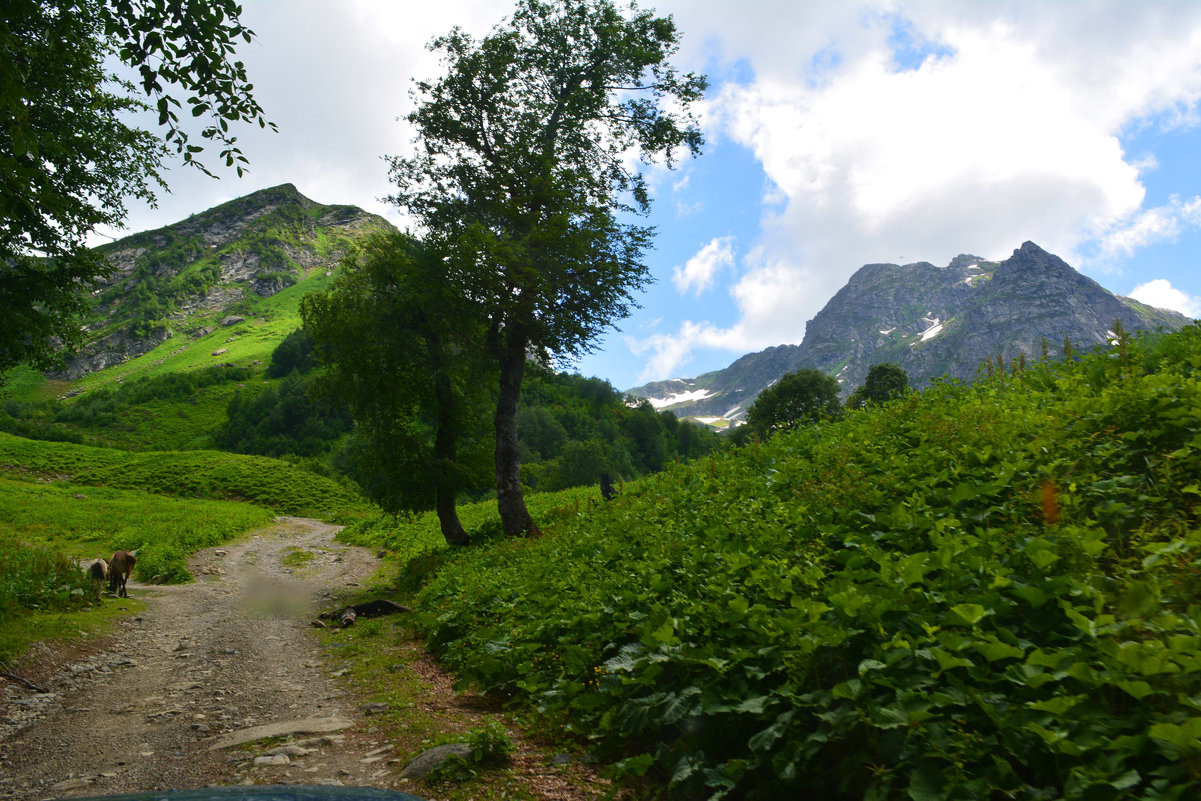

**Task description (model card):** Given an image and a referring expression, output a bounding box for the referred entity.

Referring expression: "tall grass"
[0,536,91,623]
[0,478,275,583]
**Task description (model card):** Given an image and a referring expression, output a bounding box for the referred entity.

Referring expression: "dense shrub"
[214,374,352,457]
[415,324,1201,799]
[0,536,91,619]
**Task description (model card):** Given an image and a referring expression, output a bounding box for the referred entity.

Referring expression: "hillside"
[54,183,392,383]
[413,322,1201,799]
[630,242,1191,422]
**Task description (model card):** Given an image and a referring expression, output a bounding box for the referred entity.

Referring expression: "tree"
[388,0,706,536]
[0,0,272,373]
[744,368,842,438]
[301,233,493,547]
[848,363,909,409]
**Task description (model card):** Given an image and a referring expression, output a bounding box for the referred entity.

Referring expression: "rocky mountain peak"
[627,242,1191,424]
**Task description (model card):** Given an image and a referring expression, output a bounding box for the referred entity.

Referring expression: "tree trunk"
[434,487,469,547]
[495,341,537,536]
[433,370,470,547]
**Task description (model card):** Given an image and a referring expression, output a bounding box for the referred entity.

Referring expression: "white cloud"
[634,254,821,379]
[1129,279,1201,318]
[1098,195,1201,259]
[672,236,735,295]
[627,319,753,382]
[621,0,1201,382]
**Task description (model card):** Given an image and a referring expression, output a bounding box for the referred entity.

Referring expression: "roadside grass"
[0,477,275,583]
[281,547,317,570]
[0,593,143,665]
[319,610,611,800]
[323,486,617,798]
[338,484,602,565]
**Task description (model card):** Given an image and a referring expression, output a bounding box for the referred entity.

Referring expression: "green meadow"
[0,433,370,520]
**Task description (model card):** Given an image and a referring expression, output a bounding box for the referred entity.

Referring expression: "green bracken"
[413,324,1201,799]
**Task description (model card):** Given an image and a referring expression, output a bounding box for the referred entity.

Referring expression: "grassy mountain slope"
[59,184,391,382]
[408,323,1201,799]
[0,432,370,521]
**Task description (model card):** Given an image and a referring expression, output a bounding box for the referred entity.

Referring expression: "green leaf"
[974,638,1024,662]
[1027,694,1084,714]
[617,753,656,777]
[830,587,869,616]
[950,603,990,626]
[1149,718,1201,752]
[907,764,945,801]
[929,647,973,672]
[1024,537,1060,570]
[1115,679,1156,700]
[733,695,770,714]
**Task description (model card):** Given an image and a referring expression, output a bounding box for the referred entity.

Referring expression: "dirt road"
[0,517,404,799]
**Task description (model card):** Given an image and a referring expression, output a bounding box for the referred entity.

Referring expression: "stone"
[400,744,474,779]
[264,745,311,757]
[207,716,355,750]
[360,702,390,716]
[364,745,393,757]
[253,754,290,766]
[220,316,245,327]
[211,348,228,356]
[51,777,94,791]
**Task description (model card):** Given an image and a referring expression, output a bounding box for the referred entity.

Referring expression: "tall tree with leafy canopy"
[849,362,909,409]
[388,0,706,536]
[301,233,494,547]
[744,368,843,439]
[0,0,273,373]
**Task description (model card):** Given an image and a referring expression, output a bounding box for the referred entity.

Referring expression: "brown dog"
[108,550,136,598]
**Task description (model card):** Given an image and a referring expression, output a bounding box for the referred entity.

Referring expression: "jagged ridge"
[630,242,1192,421]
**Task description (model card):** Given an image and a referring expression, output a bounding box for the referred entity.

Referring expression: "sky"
[94,0,1201,391]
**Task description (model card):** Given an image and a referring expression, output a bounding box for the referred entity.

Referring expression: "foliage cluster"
[0,535,91,620]
[214,374,352,458]
[267,327,319,378]
[742,367,842,441]
[0,366,253,449]
[302,233,495,545]
[0,433,370,521]
[848,362,910,409]
[425,722,517,784]
[518,369,720,491]
[413,325,1201,799]
[0,477,273,585]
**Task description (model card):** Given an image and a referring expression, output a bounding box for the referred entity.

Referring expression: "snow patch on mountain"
[646,388,714,409]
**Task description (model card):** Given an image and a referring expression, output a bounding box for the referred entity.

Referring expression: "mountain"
[629,242,1192,423]
[54,184,391,380]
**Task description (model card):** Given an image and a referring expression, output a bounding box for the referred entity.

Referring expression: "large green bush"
[415,325,1201,799]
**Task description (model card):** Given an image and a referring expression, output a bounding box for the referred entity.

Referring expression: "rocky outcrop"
[629,242,1192,420]
[50,327,174,381]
